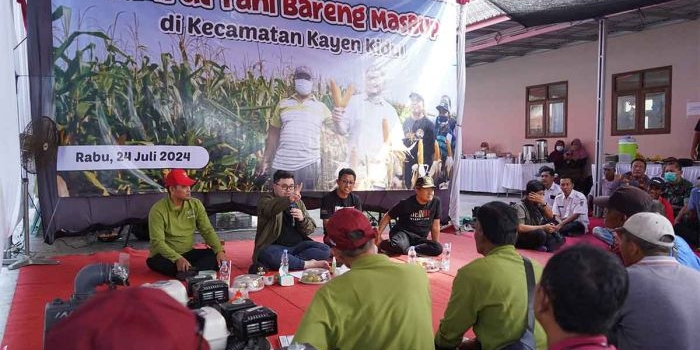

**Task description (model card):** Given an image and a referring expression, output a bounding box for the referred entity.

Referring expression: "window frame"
[525,81,568,139]
[611,66,672,136]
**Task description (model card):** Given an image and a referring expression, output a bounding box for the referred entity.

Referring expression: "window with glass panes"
[612,66,671,135]
[526,82,567,138]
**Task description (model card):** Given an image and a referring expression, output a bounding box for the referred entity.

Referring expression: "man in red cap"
[45,287,209,350]
[293,208,434,350]
[147,169,227,278]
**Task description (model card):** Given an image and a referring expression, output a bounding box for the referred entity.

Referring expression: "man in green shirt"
[146,169,227,278]
[293,208,434,350]
[436,201,547,350]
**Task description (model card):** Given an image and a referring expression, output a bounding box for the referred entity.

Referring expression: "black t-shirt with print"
[388,195,441,237]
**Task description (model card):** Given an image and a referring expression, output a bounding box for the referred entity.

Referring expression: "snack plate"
[415,257,440,273]
[299,268,331,284]
[299,279,328,285]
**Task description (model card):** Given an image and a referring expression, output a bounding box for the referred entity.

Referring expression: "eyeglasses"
[275,183,295,191]
[339,180,355,185]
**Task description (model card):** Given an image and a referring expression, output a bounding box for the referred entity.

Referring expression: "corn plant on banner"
[52,0,458,196]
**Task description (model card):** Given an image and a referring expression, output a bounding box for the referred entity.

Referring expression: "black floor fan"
[7,116,59,270]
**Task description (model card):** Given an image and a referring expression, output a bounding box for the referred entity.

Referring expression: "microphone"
[289,202,297,226]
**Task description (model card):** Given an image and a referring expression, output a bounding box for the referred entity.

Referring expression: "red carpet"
[2,228,608,350]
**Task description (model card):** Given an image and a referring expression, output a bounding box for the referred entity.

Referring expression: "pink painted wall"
[463,20,700,163]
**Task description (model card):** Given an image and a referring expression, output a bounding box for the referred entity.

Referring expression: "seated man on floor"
[552,177,589,236]
[620,158,650,191]
[609,212,700,350]
[320,168,362,244]
[592,186,700,271]
[647,177,675,222]
[514,180,565,252]
[435,201,547,350]
[535,245,627,350]
[293,209,434,350]
[377,176,443,257]
[147,169,227,279]
[674,185,700,248]
[539,166,562,207]
[661,159,693,216]
[252,170,330,272]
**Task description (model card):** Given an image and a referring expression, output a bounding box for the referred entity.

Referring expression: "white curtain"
[0,1,25,257]
[449,3,467,229]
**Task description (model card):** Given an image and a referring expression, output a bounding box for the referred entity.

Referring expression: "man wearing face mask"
[258,66,337,190]
[660,159,692,216]
[334,65,405,189]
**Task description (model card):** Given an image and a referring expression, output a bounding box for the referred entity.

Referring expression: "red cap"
[45,288,209,350]
[164,169,196,187]
[326,208,376,250]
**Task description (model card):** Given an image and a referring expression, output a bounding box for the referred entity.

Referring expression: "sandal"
[97,231,120,242]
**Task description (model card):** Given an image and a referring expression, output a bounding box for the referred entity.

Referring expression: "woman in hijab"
[564,138,588,166]
[548,140,566,169]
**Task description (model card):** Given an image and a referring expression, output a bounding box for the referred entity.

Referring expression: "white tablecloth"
[459,158,507,193]
[501,162,554,191]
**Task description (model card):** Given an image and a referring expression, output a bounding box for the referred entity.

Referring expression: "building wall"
[463,20,700,163]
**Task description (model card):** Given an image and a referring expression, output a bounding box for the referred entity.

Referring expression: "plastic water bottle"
[331,256,337,274]
[280,249,290,275]
[407,246,417,264]
[219,260,231,286]
[441,242,452,272]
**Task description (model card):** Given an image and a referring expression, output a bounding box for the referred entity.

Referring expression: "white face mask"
[295,79,313,96]
[556,146,564,151]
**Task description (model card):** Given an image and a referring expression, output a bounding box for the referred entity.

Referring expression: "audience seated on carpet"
[608,212,700,350]
[45,287,209,350]
[552,177,589,236]
[539,166,562,208]
[513,180,565,252]
[588,161,622,214]
[548,140,567,171]
[661,159,693,216]
[146,169,227,279]
[675,186,700,248]
[558,138,589,193]
[319,168,362,244]
[647,177,675,222]
[620,158,650,192]
[592,186,700,271]
[536,245,627,350]
[377,176,443,257]
[293,208,434,350]
[252,170,330,272]
[435,201,546,350]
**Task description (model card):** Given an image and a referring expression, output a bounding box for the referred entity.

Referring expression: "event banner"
[52,0,458,197]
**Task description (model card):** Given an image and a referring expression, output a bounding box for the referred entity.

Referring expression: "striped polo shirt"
[270,94,331,171]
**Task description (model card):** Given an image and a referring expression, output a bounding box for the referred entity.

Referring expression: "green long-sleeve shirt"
[294,254,434,350]
[435,245,547,350]
[148,196,224,262]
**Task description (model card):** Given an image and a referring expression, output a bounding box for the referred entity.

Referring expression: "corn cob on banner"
[45,0,457,198]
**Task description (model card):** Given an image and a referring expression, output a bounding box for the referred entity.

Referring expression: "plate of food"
[300,268,332,284]
[415,257,440,273]
[232,274,265,292]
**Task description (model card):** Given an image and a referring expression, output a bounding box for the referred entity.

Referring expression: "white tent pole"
[449,3,467,231]
[593,18,607,206]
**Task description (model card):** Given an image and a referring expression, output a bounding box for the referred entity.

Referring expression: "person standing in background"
[258,66,338,190]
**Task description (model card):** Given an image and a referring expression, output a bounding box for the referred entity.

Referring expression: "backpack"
[500,257,536,350]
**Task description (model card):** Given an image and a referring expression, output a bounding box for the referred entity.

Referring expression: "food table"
[459,158,508,193]
[501,162,554,191]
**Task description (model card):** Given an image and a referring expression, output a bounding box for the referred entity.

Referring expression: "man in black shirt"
[403,92,436,189]
[377,176,443,256]
[320,168,363,242]
[252,170,330,272]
